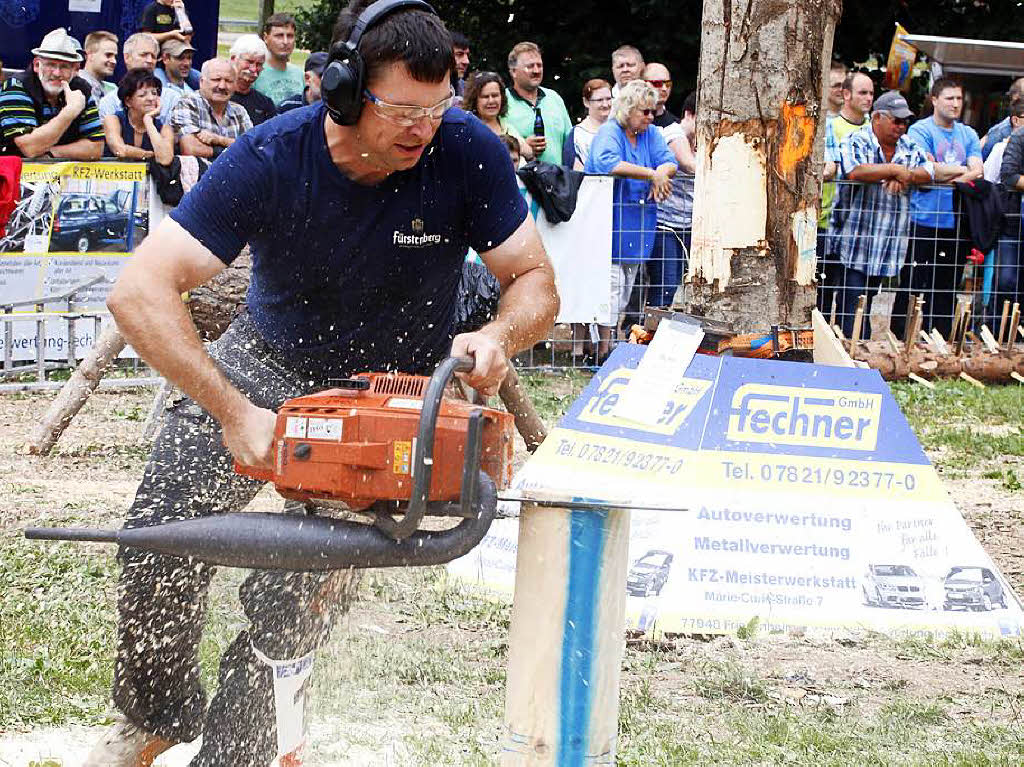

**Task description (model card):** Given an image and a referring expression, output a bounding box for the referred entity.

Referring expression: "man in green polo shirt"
[504,41,571,166]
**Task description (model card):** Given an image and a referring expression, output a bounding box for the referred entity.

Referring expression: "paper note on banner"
[69,0,102,11]
[614,318,704,426]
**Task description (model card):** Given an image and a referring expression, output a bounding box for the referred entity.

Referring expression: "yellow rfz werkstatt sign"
[727,384,882,451]
[576,369,712,435]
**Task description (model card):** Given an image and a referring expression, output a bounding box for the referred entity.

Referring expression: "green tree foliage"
[294,0,1024,121]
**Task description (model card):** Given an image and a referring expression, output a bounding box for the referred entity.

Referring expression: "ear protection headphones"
[321,0,439,125]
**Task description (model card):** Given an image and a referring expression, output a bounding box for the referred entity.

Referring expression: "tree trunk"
[685,0,842,331]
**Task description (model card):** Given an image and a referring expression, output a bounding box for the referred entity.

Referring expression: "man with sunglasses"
[829,91,938,335]
[87,0,558,764]
[643,62,678,129]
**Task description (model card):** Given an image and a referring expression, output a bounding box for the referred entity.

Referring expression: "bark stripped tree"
[685,0,843,330]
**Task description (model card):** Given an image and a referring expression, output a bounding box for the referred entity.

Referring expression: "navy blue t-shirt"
[170,103,527,377]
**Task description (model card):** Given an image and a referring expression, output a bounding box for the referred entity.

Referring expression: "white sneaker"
[82,715,176,767]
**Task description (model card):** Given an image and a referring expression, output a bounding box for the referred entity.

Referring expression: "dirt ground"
[2,386,1024,765]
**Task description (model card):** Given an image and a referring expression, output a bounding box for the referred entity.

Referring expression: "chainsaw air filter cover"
[237,372,514,509]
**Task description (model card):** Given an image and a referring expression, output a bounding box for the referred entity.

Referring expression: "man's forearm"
[479,266,559,358]
[108,270,247,426]
[847,164,902,183]
[49,138,103,160]
[179,133,215,158]
[12,110,77,157]
[931,162,968,182]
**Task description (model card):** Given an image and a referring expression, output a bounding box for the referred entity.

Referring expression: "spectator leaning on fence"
[610,45,644,98]
[0,28,103,159]
[254,12,304,106]
[829,91,934,336]
[585,79,677,357]
[79,31,119,103]
[277,51,327,113]
[103,67,174,165]
[154,38,195,116]
[229,35,277,127]
[464,71,531,161]
[905,77,983,338]
[993,103,1024,322]
[563,78,611,170]
[171,58,253,159]
[504,42,572,166]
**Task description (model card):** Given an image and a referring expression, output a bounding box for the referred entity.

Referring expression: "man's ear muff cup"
[321,0,438,126]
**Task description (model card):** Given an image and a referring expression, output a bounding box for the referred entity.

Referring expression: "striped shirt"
[831,127,932,277]
[170,92,252,140]
[0,73,104,156]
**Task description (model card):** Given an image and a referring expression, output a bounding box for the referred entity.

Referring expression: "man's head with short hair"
[642,62,671,112]
[1007,77,1024,105]
[84,31,118,80]
[263,12,296,65]
[842,71,874,120]
[229,34,268,94]
[329,0,457,174]
[200,58,237,108]
[507,41,543,95]
[123,32,159,72]
[682,90,696,117]
[930,77,963,125]
[611,45,643,88]
[31,29,83,97]
[451,30,470,80]
[1009,100,1024,131]
[826,61,847,112]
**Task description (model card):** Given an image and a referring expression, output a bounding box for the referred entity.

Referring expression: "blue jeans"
[648,226,689,308]
[835,263,888,338]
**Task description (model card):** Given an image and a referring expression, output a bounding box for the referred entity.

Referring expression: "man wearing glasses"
[643,62,678,129]
[86,0,558,764]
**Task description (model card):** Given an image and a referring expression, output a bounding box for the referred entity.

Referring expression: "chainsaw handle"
[382,355,476,540]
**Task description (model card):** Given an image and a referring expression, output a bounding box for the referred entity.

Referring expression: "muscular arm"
[455,215,559,395]
[107,217,272,464]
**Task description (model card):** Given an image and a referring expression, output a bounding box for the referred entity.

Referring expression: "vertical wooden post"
[503,503,631,766]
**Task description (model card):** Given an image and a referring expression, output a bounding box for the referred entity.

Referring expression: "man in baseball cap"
[873,90,914,120]
[276,51,328,114]
[155,36,197,115]
[0,28,103,158]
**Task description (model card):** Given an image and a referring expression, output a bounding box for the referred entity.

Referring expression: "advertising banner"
[450,346,1024,639]
[884,23,918,93]
[0,161,149,361]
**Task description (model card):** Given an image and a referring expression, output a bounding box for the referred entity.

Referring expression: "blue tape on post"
[558,507,607,766]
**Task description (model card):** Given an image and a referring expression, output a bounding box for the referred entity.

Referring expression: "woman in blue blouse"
[585,79,677,358]
[102,68,174,165]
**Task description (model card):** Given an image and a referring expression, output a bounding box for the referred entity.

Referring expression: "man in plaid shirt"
[830,90,939,335]
[171,58,253,158]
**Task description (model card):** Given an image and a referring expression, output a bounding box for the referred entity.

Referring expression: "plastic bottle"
[174,3,193,36]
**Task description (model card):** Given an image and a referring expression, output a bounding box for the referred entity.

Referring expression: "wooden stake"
[959,371,985,389]
[980,325,1001,353]
[956,309,971,357]
[885,330,903,356]
[832,324,846,340]
[850,295,867,352]
[908,372,935,389]
[829,291,837,328]
[998,300,1011,346]
[1011,371,1024,385]
[1006,304,1020,351]
[929,329,950,356]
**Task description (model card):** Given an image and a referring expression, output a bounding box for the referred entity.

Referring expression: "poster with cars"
[0,161,149,361]
[449,346,1024,639]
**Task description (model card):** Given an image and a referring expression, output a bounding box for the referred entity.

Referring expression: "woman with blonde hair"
[585,79,677,359]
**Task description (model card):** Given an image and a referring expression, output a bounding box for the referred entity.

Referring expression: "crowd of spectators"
[0,11,324,164]
[4,8,1018,348]
[820,70,1023,339]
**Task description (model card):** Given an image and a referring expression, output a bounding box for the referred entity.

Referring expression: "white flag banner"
[534,175,614,325]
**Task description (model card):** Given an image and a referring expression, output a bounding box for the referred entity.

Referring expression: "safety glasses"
[363,87,454,126]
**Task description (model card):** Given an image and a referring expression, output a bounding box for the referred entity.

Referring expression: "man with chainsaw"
[85,0,558,763]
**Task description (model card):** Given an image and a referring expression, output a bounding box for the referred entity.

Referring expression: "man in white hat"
[0,28,104,158]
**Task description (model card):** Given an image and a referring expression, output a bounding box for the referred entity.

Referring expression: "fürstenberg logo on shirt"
[392,230,442,247]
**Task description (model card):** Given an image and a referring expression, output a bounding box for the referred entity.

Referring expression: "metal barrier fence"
[515,179,1024,371]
